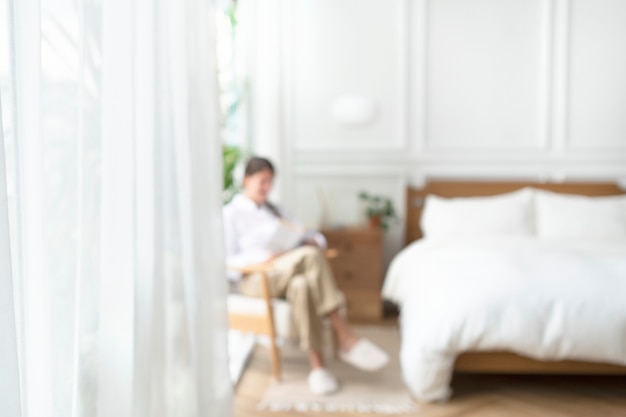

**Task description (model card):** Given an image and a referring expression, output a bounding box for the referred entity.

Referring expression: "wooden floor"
[235,348,626,417]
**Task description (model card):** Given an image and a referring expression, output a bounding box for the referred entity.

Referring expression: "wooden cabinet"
[321,227,383,321]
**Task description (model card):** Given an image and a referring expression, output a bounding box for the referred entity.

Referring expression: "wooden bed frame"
[405,180,626,375]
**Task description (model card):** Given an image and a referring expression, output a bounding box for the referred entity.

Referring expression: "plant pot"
[368,215,382,229]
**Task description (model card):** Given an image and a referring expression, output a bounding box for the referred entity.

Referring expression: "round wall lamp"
[331,95,378,127]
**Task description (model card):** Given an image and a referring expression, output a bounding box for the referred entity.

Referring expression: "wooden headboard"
[406,181,625,245]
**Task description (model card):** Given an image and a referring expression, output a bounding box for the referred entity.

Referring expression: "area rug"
[257,325,419,414]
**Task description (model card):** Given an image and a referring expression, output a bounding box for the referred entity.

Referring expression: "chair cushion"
[227,294,298,341]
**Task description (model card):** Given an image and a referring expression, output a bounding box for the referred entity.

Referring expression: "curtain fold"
[0,0,232,416]
[0,85,22,417]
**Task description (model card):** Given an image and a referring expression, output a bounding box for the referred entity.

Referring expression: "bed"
[382,181,626,402]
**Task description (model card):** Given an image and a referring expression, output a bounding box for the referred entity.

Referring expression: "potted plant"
[358,191,398,230]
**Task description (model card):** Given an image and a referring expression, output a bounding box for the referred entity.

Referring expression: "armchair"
[227,249,340,381]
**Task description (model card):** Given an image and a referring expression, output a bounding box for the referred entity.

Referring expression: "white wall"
[251,0,626,265]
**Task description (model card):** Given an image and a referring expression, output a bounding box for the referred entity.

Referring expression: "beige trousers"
[239,245,342,351]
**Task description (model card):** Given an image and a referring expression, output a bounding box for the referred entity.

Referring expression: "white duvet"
[382,237,626,402]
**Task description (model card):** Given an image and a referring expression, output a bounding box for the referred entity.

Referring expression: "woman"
[223,156,388,395]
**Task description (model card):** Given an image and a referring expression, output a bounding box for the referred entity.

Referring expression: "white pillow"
[420,188,534,238]
[535,190,626,240]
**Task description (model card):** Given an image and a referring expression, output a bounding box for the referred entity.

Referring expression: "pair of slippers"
[308,338,389,395]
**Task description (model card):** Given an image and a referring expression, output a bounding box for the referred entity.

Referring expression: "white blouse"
[222,194,326,281]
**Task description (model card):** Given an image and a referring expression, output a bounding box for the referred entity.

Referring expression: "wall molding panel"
[274,0,626,259]
[285,0,410,152]
[566,0,626,150]
[550,0,570,153]
[424,0,551,151]
[292,174,407,268]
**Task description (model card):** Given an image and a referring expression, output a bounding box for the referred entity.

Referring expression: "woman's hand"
[301,238,319,247]
[266,252,283,263]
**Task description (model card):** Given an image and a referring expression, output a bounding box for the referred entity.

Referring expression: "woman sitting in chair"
[223,156,389,395]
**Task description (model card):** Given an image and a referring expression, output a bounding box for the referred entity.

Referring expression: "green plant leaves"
[358,191,398,231]
[223,145,241,203]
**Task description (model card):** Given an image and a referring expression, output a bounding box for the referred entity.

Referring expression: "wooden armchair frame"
[227,248,339,381]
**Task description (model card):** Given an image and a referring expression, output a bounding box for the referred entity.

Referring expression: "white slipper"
[308,368,339,396]
[339,338,389,372]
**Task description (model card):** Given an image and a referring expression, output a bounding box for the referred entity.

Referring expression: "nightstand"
[321,227,383,321]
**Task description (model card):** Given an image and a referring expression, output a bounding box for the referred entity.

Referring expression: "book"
[266,220,306,254]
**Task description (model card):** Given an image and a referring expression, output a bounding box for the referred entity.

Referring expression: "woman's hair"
[243,156,281,218]
[244,156,275,177]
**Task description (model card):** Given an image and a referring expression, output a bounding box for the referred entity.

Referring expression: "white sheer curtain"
[0,0,231,416]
